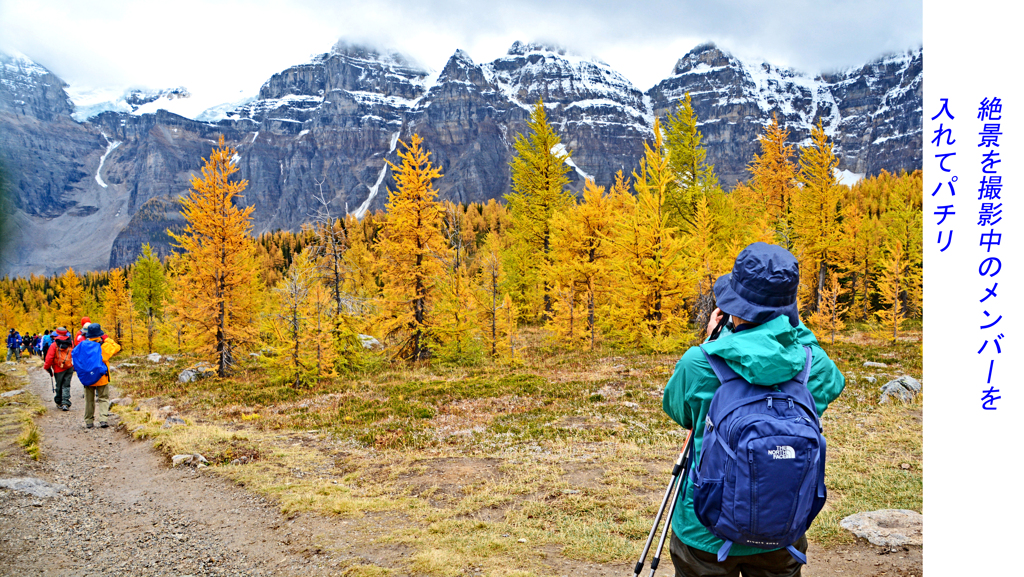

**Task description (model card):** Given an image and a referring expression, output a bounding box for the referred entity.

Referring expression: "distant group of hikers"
[7,316,122,429]
[5,328,49,360]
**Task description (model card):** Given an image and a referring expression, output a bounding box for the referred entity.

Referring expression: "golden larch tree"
[168,136,261,376]
[607,120,689,350]
[793,119,843,314]
[807,272,848,344]
[748,114,798,247]
[55,267,87,332]
[506,99,573,319]
[376,134,448,361]
[102,268,138,353]
[474,231,514,359]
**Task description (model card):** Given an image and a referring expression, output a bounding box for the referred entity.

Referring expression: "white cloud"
[0,0,921,113]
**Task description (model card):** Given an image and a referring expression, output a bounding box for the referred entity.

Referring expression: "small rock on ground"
[840,509,923,547]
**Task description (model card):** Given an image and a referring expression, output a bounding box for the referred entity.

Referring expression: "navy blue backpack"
[690,345,827,564]
[72,339,108,386]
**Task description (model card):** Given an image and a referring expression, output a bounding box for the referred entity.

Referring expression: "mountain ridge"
[0,41,922,276]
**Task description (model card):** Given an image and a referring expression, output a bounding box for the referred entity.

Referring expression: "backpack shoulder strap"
[697,345,746,387]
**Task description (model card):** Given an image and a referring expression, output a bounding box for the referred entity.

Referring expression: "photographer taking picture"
[662,242,845,577]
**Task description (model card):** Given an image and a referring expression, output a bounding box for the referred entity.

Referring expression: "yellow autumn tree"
[102,268,139,353]
[433,201,481,363]
[748,114,798,248]
[807,272,847,344]
[685,192,730,336]
[607,120,689,350]
[505,99,573,320]
[793,119,843,314]
[55,267,87,332]
[376,134,448,361]
[168,135,261,376]
[265,250,336,387]
[549,178,616,348]
[474,231,515,359]
[874,239,912,341]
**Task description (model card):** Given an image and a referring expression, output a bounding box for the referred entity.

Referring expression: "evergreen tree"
[376,134,448,361]
[168,136,261,377]
[130,243,167,353]
[506,100,573,319]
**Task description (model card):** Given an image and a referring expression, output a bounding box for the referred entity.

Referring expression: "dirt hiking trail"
[1,363,922,576]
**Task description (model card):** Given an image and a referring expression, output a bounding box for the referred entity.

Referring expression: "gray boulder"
[162,416,186,429]
[879,375,922,404]
[863,361,887,368]
[0,389,25,398]
[358,334,382,350]
[147,353,162,363]
[0,477,68,498]
[840,509,923,547]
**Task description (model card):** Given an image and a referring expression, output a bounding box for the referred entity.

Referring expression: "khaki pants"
[84,384,109,426]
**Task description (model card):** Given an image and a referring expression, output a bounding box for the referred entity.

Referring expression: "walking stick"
[631,429,693,577]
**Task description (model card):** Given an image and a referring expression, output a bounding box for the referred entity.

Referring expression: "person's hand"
[706,307,726,338]
[46,368,53,376]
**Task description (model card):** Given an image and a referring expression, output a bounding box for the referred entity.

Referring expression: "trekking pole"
[631,429,692,577]
[647,432,693,577]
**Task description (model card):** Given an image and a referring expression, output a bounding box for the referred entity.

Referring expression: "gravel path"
[0,364,365,577]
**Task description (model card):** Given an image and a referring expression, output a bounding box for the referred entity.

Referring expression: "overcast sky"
[1,0,921,114]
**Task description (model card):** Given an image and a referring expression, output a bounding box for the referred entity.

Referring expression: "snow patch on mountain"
[95,134,122,188]
[552,143,591,181]
[351,130,401,220]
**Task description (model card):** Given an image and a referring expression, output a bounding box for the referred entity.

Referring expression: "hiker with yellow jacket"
[72,323,121,429]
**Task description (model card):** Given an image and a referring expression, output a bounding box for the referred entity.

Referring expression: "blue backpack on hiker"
[72,340,108,386]
[689,345,827,564]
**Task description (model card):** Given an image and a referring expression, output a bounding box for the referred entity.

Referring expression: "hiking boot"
[99,422,108,428]
[85,423,94,429]
[61,405,69,412]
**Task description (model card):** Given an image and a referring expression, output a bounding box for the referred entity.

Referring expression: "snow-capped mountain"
[0,42,922,275]
[68,86,192,122]
[648,43,922,185]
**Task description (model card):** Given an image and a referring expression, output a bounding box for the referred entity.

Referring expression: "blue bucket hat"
[713,242,800,327]
[85,323,105,339]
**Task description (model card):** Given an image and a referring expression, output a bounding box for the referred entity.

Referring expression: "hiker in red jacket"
[74,316,90,345]
[44,327,76,411]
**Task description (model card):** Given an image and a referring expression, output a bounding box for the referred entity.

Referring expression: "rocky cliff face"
[0,42,922,275]
[648,44,922,186]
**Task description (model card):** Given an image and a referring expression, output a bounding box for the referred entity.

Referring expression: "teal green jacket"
[661,315,846,555]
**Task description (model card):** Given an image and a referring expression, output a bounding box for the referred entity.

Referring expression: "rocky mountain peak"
[0,51,74,121]
[328,40,423,71]
[670,42,737,76]
[507,41,570,57]
[437,49,487,87]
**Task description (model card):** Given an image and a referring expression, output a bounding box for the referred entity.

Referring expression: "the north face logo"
[768,446,796,459]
